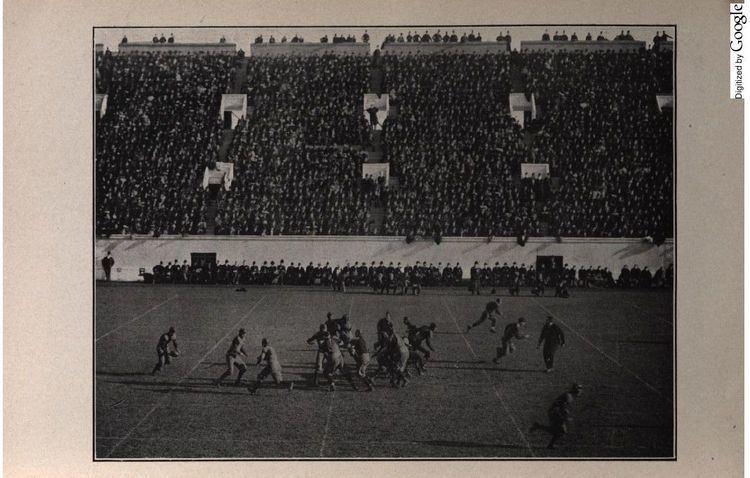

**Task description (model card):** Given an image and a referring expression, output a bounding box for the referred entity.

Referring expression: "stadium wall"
[95,236,674,282]
[249,43,370,57]
[381,41,509,55]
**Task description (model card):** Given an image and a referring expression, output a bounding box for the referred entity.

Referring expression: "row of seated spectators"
[380,53,539,237]
[215,55,373,235]
[520,49,673,238]
[146,258,673,290]
[96,52,233,236]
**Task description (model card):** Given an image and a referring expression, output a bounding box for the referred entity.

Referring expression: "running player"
[215,328,249,387]
[306,324,330,386]
[323,334,353,391]
[151,326,179,374]
[403,317,436,360]
[388,333,411,387]
[466,298,502,333]
[348,329,375,391]
[493,317,529,363]
[248,338,291,394]
[531,383,583,449]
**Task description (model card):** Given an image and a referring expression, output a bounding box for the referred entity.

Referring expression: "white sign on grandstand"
[202,161,234,191]
[95,94,108,119]
[655,94,674,112]
[219,94,248,129]
[508,93,536,128]
[362,162,390,185]
[363,94,389,130]
[521,163,550,179]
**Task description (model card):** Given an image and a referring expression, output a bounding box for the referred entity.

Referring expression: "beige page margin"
[3,0,742,476]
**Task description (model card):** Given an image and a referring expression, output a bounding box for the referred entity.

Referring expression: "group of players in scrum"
[151,298,580,449]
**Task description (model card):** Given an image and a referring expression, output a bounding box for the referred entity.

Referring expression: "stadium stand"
[95,33,674,240]
[95,52,233,236]
[380,53,537,237]
[210,54,374,235]
[520,48,673,238]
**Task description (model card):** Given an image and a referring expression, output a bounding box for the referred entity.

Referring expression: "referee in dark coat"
[537,316,565,373]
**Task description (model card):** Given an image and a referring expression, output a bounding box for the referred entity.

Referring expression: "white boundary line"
[441,297,536,457]
[96,295,178,342]
[105,294,267,458]
[318,295,354,457]
[531,298,672,404]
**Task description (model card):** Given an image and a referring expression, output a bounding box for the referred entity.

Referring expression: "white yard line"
[441,297,536,457]
[532,298,672,404]
[318,295,355,457]
[105,295,267,458]
[96,295,178,342]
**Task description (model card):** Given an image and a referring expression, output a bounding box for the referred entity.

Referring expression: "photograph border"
[92,23,678,462]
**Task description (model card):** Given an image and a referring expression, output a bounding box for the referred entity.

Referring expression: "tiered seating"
[216,55,374,235]
[96,53,233,235]
[381,53,537,237]
[521,49,673,237]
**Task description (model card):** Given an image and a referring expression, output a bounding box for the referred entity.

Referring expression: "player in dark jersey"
[531,383,583,449]
[307,324,330,386]
[537,316,566,373]
[215,328,248,387]
[403,317,436,360]
[466,298,502,333]
[151,327,179,374]
[493,317,529,363]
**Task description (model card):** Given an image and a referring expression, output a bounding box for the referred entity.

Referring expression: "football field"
[95,283,674,459]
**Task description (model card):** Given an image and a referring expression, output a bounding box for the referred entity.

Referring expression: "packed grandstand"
[95,29,673,241]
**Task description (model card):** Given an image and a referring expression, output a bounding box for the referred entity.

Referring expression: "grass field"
[95,283,674,459]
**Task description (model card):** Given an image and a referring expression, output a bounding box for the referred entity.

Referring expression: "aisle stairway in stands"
[363,58,389,234]
[208,56,249,234]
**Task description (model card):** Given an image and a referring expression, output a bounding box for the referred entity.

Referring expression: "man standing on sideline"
[151,327,179,374]
[102,251,115,281]
[493,317,529,363]
[215,328,249,387]
[537,316,566,373]
[531,383,583,449]
[466,298,502,333]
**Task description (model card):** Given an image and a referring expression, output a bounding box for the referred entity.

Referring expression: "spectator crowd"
[520,49,673,238]
[95,32,674,242]
[215,54,373,235]
[145,257,673,291]
[96,52,233,236]
[380,53,540,237]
